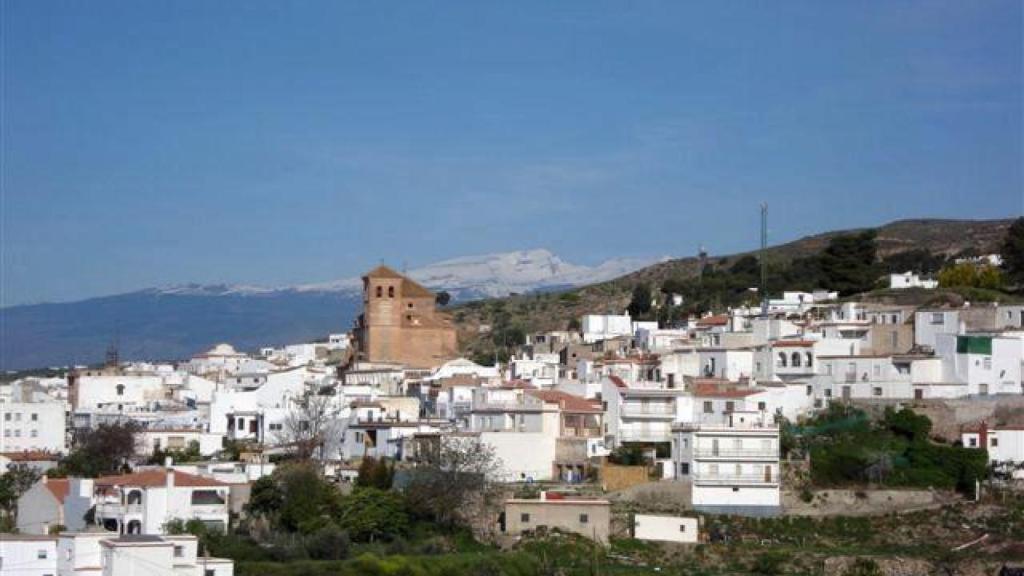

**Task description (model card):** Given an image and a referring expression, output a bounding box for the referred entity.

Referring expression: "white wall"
[0,401,66,453]
[633,515,698,543]
[0,537,57,576]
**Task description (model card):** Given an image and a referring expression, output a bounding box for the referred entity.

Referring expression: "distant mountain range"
[0,250,665,371]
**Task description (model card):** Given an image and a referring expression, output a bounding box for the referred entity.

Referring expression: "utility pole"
[760,202,768,315]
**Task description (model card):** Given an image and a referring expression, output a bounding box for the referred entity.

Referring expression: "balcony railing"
[618,429,671,442]
[621,405,674,417]
[693,448,778,459]
[96,503,144,517]
[189,504,227,516]
[692,474,778,486]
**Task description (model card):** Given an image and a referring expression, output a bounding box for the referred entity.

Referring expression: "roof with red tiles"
[696,314,729,327]
[692,382,762,398]
[527,390,602,413]
[95,469,228,488]
[773,340,816,348]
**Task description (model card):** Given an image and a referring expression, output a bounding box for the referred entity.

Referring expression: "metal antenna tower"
[760,202,768,315]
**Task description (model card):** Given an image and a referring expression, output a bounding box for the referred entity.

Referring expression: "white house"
[61,469,231,535]
[581,314,633,344]
[601,377,688,449]
[672,411,780,517]
[961,425,1024,479]
[934,333,1024,396]
[0,400,66,454]
[633,515,699,543]
[0,534,58,576]
[889,272,938,290]
[99,534,234,576]
[915,309,962,351]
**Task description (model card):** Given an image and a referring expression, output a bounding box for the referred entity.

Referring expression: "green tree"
[883,407,932,442]
[52,422,139,477]
[1001,217,1024,285]
[246,475,284,517]
[355,457,394,490]
[0,463,42,526]
[338,488,409,542]
[627,284,653,318]
[818,231,879,295]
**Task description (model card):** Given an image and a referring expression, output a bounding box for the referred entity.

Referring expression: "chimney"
[539,491,547,501]
[164,456,174,468]
[166,469,175,490]
[979,422,988,450]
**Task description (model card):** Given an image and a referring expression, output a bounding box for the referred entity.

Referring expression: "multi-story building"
[0,400,66,454]
[601,376,687,450]
[672,411,781,517]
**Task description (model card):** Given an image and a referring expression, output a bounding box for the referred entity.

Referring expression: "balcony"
[561,427,601,438]
[189,504,228,517]
[620,404,675,418]
[693,448,778,460]
[618,429,671,442]
[96,503,144,517]
[692,473,778,486]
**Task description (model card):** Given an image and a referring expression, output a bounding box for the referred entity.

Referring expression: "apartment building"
[672,411,781,517]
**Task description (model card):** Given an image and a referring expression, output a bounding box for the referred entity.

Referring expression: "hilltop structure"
[352,265,457,369]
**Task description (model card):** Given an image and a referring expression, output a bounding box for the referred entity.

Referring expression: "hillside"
[450,218,1015,362]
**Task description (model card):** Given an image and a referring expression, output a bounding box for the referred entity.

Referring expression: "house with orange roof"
[51,469,231,536]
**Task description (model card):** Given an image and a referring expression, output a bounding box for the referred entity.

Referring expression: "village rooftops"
[527,390,602,413]
[92,469,229,489]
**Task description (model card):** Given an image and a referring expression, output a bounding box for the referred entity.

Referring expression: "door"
[764,466,772,483]
[842,386,851,400]
[914,389,923,400]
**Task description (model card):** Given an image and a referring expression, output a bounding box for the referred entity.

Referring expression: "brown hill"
[450,218,1014,361]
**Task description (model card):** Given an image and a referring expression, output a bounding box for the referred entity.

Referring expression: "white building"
[0,400,66,454]
[60,470,231,535]
[889,272,938,290]
[633,515,699,543]
[672,411,780,517]
[934,333,1024,396]
[601,377,687,448]
[581,314,633,344]
[961,425,1024,479]
[99,534,233,576]
[0,534,58,576]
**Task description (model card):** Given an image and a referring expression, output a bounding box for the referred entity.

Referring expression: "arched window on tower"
[388,286,395,298]
[375,286,383,298]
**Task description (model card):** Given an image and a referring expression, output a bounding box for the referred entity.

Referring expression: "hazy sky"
[2,1,1021,306]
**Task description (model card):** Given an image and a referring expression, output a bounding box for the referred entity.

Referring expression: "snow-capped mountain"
[156,249,666,301]
[1,249,665,370]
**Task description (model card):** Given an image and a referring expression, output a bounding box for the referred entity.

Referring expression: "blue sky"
[2,1,1021,306]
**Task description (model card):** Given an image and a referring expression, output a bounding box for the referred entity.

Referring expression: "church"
[352,265,458,369]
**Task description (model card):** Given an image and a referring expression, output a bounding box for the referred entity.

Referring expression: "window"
[931,313,944,325]
[116,384,125,396]
[31,413,38,421]
[969,437,977,447]
[679,524,687,532]
[824,389,832,398]
[579,514,589,524]
[757,402,766,411]
[791,352,801,367]
[375,286,383,298]
[806,385,813,396]
[37,549,48,559]
[725,401,734,412]
[3,413,8,421]
[873,387,883,397]
[703,401,713,414]
[174,545,184,558]
[777,352,787,368]
[983,357,992,370]
[991,437,999,447]
[14,429,21,437]
[388,286,395,298]
[520,513,530,523]
[31,430,38,438]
